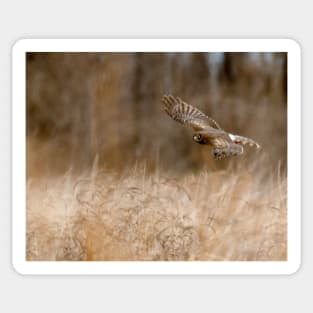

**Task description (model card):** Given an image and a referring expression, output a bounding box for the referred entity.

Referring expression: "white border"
[12,39,301,275]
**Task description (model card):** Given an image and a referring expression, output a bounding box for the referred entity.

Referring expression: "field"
[26,52,287,261]
[26,157,287,261]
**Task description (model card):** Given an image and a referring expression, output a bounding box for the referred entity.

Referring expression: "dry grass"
[26,158,287,261]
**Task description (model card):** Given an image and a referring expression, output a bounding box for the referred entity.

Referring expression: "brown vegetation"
[26,160,286,261]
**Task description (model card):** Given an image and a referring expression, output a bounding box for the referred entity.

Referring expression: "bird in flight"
[162,95,260,160]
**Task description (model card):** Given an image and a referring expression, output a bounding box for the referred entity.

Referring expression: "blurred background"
[26,52,287,176]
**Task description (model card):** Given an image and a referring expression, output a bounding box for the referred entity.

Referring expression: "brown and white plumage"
[162,95,260,160]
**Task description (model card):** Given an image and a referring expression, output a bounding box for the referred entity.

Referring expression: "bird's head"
[193,133,207,144]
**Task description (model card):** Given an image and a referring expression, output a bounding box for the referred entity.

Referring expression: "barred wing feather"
[162,95,221,131]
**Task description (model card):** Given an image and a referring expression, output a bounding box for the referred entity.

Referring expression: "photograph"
[12,39,300,274]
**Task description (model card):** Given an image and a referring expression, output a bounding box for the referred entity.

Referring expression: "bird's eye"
[194,134,201,141]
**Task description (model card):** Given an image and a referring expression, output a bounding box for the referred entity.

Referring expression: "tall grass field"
[26,158,286,261]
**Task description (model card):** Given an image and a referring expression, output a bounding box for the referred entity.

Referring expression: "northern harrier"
[162,95,260,160]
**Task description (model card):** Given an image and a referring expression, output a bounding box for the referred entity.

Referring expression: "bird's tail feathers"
[229,134,261,149]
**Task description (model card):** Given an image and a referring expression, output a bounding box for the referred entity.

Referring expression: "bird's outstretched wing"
[162,95,222,131]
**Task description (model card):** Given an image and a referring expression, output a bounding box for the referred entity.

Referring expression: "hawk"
[162,95,260,160]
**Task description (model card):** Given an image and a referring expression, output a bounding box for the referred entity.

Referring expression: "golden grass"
[26,158,287,261]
